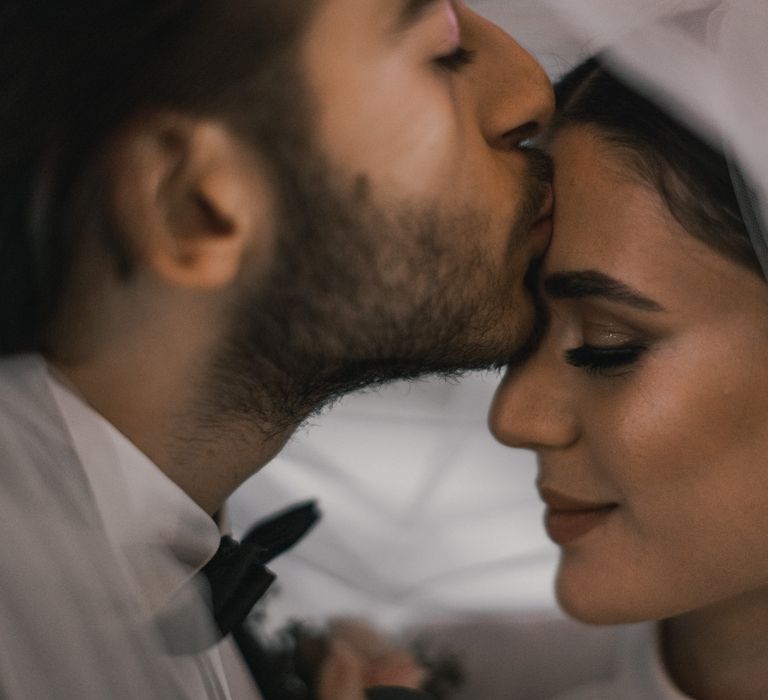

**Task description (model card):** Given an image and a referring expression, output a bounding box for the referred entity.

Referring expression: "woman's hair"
[554,57,760,274]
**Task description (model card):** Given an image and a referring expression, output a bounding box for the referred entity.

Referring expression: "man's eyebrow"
[397,0,441,31]
[543,270,665,312]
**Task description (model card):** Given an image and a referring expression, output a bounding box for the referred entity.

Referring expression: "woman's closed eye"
[565,343,648,377]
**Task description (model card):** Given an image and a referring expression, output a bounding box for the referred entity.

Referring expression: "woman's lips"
[539,487,619,546]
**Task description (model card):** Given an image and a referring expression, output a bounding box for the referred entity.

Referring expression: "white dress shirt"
[46,363,262,700]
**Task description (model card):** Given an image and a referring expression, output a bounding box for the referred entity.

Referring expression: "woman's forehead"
[547,128,761,314]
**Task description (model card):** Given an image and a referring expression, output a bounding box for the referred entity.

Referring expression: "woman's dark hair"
[554,57,760,275]
[0,1,312,355]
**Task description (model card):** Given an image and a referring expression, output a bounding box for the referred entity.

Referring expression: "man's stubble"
[205,131,552,436]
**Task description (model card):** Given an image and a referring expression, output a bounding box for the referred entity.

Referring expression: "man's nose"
[460,6,555,150]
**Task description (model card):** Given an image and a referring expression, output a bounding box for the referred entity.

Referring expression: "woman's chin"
[555,571,660,627]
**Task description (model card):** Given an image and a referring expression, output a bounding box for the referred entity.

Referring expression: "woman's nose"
[489,349,579,452]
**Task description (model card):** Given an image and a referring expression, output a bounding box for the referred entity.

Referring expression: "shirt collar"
[45,364,221,614]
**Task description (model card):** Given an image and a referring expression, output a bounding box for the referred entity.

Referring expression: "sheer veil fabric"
[0,357,198,698]
[541,0,768,275]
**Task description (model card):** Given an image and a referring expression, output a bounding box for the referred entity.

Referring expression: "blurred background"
[231,373,553,629]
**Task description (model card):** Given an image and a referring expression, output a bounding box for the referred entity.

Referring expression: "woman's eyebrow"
[543,270,665,312]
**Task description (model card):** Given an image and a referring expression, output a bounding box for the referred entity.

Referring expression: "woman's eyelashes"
[565,343,648,377]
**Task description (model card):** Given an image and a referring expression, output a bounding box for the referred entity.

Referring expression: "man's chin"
[299,331,532,417]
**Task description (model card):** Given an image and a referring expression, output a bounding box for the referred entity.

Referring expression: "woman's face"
[490,126,768,625]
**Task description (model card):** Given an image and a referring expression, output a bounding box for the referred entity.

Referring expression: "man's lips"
[539,487,619,546]
[531,190,554,228]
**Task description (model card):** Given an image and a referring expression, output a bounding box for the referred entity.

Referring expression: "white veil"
[539,0,768,275]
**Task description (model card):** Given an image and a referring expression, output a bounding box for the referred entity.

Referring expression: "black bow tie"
[158,503,434,700]
[202,500,321,639]
[158,500,320,654]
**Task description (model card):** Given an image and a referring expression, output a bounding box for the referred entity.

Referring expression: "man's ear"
[106,113,274,289]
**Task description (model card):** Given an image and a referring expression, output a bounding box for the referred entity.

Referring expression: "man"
[0,0,553,698]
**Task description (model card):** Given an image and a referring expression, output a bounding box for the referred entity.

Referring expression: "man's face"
[305,0,553,216]
[214,0,555,426]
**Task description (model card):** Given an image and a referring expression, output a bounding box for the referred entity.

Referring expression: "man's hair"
[555,57,760,275]
[0,1,312,354]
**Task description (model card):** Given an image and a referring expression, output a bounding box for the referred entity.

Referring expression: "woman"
[490,57,768,700]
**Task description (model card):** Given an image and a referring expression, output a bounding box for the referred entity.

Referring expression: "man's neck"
[662,586,768,700]
[47,349,297,516]
[44,235,305,515]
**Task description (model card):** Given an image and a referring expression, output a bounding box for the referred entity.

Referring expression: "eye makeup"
[565,343,648,376]
[564,320,651,377]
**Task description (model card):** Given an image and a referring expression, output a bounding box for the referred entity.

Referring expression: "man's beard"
[207,147,551,434]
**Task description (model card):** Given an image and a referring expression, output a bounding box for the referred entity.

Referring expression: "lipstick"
[540,488,618,546]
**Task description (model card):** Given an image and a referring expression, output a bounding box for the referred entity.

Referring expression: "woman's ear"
[106,113,275,289]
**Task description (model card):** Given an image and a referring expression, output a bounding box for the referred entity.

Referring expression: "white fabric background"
[230,373,557,631]
[470,0,593,77]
